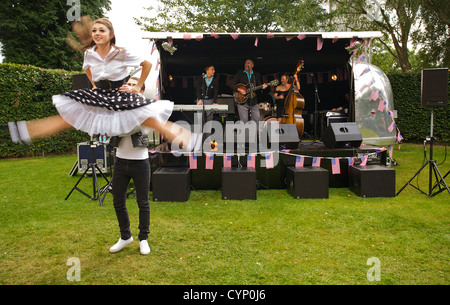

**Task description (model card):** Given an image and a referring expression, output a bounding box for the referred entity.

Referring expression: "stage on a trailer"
[134,31,398,198]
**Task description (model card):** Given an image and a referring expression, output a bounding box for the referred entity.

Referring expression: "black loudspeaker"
[152,167,191,201]
[222,167,256,200]
[322,122,362,149]
[349,165,395,197]
[72,74,92,90]
[265,124,300,149]
[286,166,329,199]
[421,68,448,107]
[224,123,258,152]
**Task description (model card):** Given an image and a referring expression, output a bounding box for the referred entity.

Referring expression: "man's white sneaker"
[139,240,151,255]
[109,237,133,253]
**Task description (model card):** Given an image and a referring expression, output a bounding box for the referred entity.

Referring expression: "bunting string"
[148,148,393,172]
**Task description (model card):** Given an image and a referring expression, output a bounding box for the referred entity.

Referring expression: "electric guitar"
[233,79,279,104]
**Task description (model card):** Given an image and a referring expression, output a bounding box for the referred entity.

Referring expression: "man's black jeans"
[112,157,150,241]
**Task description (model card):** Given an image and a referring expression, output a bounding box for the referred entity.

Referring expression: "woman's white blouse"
[82,46,143,82]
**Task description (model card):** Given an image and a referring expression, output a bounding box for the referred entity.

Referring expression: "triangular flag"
[230,33,240,40]
[317,36,324,51]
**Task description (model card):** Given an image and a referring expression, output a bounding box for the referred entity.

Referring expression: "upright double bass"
[282,60,305,137]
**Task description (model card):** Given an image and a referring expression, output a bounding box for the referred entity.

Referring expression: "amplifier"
[216,97,236,114]
[77,142,114,174]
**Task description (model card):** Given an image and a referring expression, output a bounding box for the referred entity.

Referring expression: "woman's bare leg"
[143,118,192,150]
[25,115,73,139]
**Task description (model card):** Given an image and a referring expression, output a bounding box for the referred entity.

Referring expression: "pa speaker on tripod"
[421,68,448,107]
[397,68,449,196]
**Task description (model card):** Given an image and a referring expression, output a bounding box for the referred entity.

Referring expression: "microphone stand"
[311,73,321,142]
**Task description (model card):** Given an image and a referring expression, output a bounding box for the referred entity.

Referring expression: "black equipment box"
[152,167,191,202]
[286,166,329,199]
[349,165,395,197]
[222,167,257,200]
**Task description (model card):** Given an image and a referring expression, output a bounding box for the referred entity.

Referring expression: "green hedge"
[0,63,89,158]
[0,63,448,158]
[388,71,449,143]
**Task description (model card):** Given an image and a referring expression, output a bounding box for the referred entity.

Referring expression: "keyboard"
[173,104,229,112]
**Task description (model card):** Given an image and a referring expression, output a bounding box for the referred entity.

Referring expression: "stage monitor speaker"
[224,123,258,152]
[322,122,362,149]
[72,74,92,90]
[265,124,299,149]
[421,68,448,107]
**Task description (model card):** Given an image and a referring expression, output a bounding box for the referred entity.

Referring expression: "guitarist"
[229,59,267,124]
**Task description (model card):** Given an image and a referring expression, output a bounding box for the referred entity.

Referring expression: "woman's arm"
[85,67,97,89]
[131,60,152,94]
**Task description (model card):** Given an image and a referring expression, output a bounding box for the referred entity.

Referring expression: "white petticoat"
[52,94,174,136]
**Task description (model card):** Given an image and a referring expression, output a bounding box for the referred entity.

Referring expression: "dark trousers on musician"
[237,103,260,124]
[198,98,215,123]
[112,157,150,241]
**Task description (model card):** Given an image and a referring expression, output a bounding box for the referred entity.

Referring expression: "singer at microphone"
[196,64,218,123]
[228,58,267,124]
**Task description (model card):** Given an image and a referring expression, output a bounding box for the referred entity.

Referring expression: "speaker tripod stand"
[65,140,110,206]
[397,108,449,196]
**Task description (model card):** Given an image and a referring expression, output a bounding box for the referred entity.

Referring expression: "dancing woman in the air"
[7,16,192,150]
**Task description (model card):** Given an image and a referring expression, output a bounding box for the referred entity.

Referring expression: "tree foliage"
[412,0,450,69]
[327,0,449,72]
[137,0,449,72]
[0,0,111,70]
[135,0,329,33]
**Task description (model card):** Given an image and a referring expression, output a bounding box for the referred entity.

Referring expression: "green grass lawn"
[0,143,448,285]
